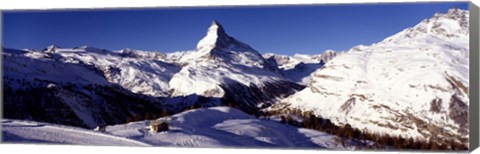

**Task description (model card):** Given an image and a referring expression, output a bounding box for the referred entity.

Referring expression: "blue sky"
[2,2,468,55]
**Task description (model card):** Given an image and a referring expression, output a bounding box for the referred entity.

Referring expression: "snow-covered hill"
[274,8,469,145]
[105,106,367,149]
[2,107,372,149]
[1,119,150,146]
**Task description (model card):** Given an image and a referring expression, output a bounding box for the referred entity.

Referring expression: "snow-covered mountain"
[167,20,304,112]
[3,47,175,128]
[263,50,338,84]
[263,50,337,70]
[273,8,469,145]
[2,8,470,149]
[42,45,180,97]
[8,45,180,98]
[2,20,305,127]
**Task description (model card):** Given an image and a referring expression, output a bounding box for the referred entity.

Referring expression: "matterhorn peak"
[210,20,221,29]
[208,20,228,38]
[191,20,275,70]
[196,20,235,51]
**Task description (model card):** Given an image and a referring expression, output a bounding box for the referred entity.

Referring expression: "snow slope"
[105,106,366,149]
[2,107,371,148]
[276,8,469,144]
[1,119,150,146]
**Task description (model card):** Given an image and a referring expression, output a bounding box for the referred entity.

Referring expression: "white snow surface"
[277,8,469,141]
[105,106,364,149]
[2,107,369,148]
[1,119,150,146]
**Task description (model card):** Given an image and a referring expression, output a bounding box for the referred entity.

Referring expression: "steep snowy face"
[169,21,302,111]
[194,20,273,69]
[277,8,469,144]
[196,20,232,51]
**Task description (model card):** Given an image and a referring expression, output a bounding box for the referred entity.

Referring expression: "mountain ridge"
[2,20,309,127]
[2,8,470,148]
[273,8,469,145]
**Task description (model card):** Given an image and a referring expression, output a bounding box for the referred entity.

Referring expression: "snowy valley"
[2,8,470,150]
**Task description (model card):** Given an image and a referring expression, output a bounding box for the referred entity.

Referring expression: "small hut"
[149,120,169,133]
[94,124,107,132]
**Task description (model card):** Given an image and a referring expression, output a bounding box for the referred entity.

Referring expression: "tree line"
[262,108,468,150]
